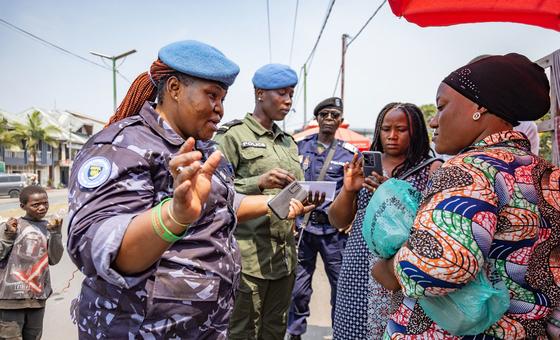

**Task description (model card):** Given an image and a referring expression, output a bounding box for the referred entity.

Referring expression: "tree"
[537,112,552,162]
[420,104,437,142]
[12,111,61,174]
[0,116,17,147]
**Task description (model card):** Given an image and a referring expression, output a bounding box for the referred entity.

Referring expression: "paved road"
[0,189,335,340]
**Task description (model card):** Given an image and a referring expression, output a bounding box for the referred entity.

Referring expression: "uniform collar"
[139,102,185,146]
[243,113,285,139]
[463,130,531,153]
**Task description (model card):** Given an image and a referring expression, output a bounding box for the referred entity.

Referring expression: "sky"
[1,0,558,132]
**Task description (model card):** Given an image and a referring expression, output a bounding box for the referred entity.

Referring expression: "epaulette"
[94,115,143,144]
[216,119,243,134]
[341,141,358,153]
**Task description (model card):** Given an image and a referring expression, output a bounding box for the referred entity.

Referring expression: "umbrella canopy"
[388,0,560,31]
[292,121,372,151]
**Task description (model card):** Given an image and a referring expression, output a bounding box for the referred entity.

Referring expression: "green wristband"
[152,198,188,243]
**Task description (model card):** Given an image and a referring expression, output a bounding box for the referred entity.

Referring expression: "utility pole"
[341,34,350,102]
[303,63,308,127]
[90,49,137,112]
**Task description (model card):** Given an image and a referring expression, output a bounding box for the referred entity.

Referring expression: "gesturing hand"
[169,137,222,225]
[258,168,296,191]
[47,217,63,232]
[343,153,364,193]
[4,217,18,239]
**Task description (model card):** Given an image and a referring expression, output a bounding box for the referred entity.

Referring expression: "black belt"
[310,211,329,224]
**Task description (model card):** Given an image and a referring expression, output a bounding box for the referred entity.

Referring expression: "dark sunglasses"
[317,110,341,119]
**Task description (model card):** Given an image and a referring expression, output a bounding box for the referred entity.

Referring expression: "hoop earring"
[472,111,481,121]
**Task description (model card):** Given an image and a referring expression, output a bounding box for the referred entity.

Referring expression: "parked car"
[0,173,27,198]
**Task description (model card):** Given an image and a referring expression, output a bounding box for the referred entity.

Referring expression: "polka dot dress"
[333,165,432,340]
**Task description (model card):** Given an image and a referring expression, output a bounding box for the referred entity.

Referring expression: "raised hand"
[47,216,63,232]
[343,153,364,192]
[258,168,296,190]
[4,217,18,239]
[169,137,222,226]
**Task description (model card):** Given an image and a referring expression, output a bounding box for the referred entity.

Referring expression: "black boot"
[287,334,302,340]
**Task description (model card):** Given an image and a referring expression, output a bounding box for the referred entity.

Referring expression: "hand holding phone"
[267,181,309,219]
[362,151,383,176]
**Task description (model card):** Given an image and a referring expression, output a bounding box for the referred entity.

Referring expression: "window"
[0,176,23,183]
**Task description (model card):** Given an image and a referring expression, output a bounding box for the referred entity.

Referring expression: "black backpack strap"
[399,157,442,180]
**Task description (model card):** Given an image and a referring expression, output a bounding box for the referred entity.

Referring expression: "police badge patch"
[241,141,266,149]
[77,157,111,189]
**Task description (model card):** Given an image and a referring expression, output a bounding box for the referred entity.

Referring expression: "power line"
[266,0,273,63]
[292,0,336,120]
[0,17,130,83]
[332,65,342,96]
[332,0,386,96]
[288,0,299,66]
[302,0,336,69]
[347,0,387,47]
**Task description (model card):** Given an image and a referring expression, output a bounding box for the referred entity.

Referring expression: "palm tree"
[0,116,17,147]
[12,110,61,174]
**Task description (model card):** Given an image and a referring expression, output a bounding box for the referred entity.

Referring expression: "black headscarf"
[443,53,550,126]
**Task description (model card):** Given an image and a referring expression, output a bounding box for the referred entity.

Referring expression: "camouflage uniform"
[214,113,304,339]
[67,102,243,339]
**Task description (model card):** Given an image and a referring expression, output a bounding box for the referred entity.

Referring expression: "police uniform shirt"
[67,102,242,339]
[213,113,304,280]
[297,134,359,235]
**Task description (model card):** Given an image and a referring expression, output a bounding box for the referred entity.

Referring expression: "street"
[0,189,334,340]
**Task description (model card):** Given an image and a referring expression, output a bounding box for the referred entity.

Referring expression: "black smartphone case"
[267,181,309,219]
[363,151,383,176]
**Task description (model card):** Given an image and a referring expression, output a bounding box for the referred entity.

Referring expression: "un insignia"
[77,157,111,189]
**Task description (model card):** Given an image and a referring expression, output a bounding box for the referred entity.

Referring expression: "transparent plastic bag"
[361,178,421,259]
[361,178,510,335]
[419,271,510,336]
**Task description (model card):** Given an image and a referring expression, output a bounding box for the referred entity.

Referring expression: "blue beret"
[252,64,298,90]
[158,40,240,87]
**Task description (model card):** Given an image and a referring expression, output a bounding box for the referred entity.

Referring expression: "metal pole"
[90,49,137,113]
[112,59,117,112]
[303,63,308,127]
[341,34,349,101]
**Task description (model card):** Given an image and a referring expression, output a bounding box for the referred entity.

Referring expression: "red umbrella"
[293,121,372,152]
[388,0,560,31]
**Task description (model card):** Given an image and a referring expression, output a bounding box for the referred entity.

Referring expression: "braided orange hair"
[106,59,176,126]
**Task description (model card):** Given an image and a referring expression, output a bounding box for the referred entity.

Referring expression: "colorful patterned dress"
[334,160,433,339]
[389,131,560,339]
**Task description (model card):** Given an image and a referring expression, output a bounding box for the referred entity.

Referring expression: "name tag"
[241,141,266,149]
[330,161,345,166]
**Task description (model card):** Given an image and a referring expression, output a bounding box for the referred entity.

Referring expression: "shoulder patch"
[342,142,358,153]
[216,119,243,134]
[77,157,112,189]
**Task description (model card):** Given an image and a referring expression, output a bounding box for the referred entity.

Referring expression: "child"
[0,185,63,339]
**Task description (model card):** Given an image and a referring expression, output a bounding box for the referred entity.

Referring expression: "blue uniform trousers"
[287,231,347,336]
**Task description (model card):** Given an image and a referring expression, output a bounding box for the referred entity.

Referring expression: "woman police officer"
[67,41,313,339]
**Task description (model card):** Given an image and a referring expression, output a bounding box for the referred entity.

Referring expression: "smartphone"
[362,151,383,176]
[267,181,308,219]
